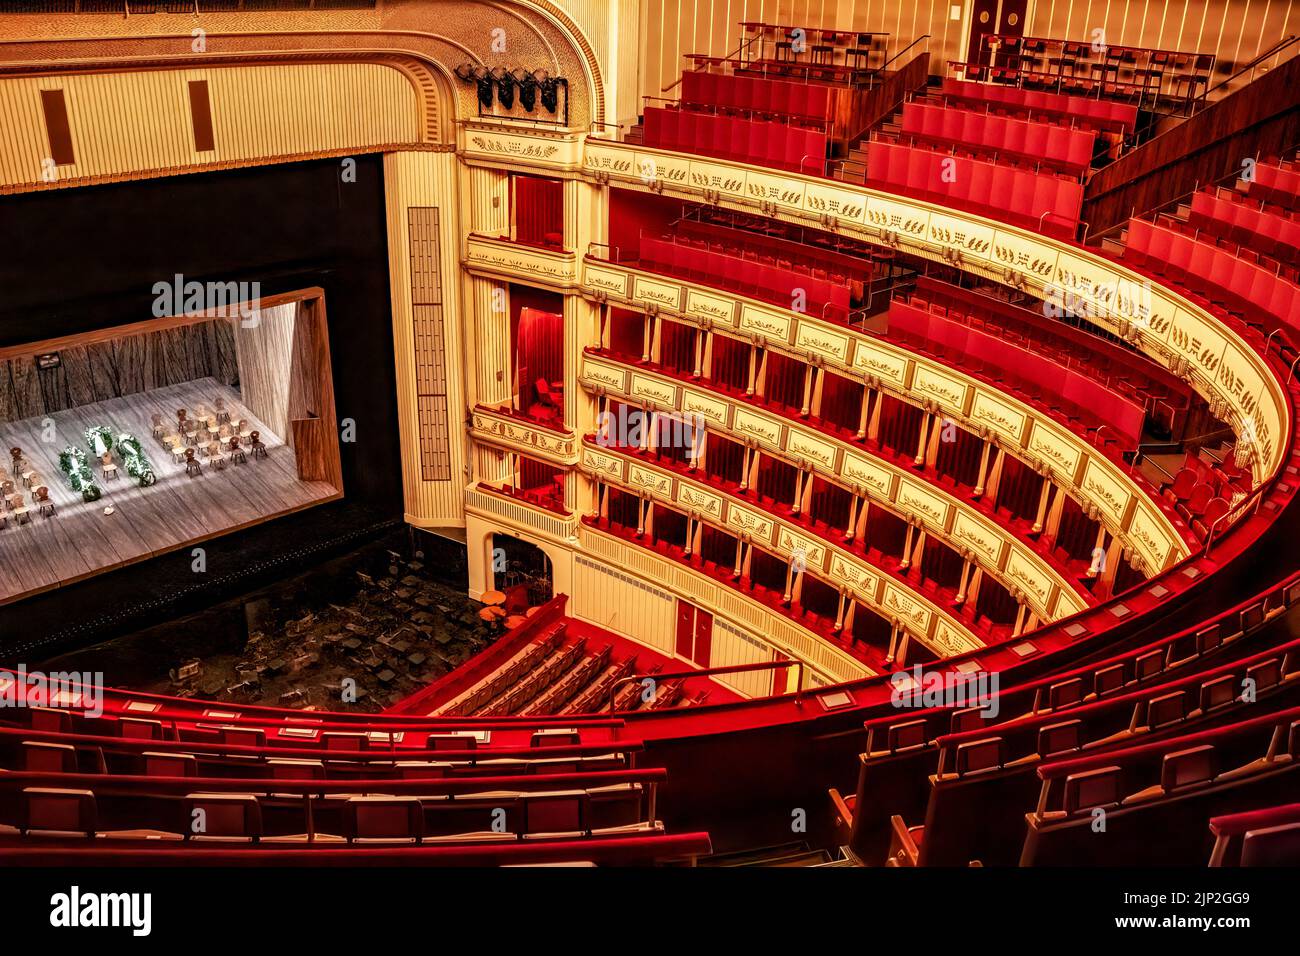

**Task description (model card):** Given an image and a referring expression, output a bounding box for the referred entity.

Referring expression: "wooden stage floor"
[0,378,339,606]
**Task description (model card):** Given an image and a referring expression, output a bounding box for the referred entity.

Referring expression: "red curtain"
[608,308,644,357]
[1053,495,1098,563]
[807,477,851,533]
[514,175,564,247]
[659,319,695,376]
[763,350,804,411]
[975,577,1019,627]
[755,455,796,508]
[994,453,1039,523]
[935,422,982,487]
[518,456,563,510]
[818,369,862,434]
[705,432,745,486]
[875,394,923,457]
[516,307,564,423]
[708,334,750,394]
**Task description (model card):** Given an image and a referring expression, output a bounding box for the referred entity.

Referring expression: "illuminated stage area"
[0,293,342,604]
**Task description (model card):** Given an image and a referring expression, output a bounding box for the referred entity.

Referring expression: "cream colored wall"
[0,62,421,191]
[615,0,1299,115]
[384,149,469,531]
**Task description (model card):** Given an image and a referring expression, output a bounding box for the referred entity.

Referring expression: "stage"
[0,377,339,605]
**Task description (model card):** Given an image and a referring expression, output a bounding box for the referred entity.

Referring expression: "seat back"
[523,790,589,836]
[184,793,263,841]
[344,796,424,843]
[1062,765,1122,814]
[22,741,78,774]
[531,729,581,748]
[144,751,198,777]
[22,787,97,836]
[1159,744,1217,792]
[1241,821,1300,866]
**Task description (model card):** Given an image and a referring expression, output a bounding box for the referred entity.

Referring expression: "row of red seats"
[680,70,837,123]
[1122,217,1300,338]
[901,100,1096,175]
[942,76,1138,134]
[865,139,1083,239]
[638,234,851,320]
[676,216,887,287]
[1023,703,1300,865]
[1210,802,1300,865]
[642,105,826,174]
[909,634,1300,865]
[835,575,1294,861]
[889,299,1145,445]
[1190,188,1300,265]
[913,277,1189,414]
[1248,156,1300,211]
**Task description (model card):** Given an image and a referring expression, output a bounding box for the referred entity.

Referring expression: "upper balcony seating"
[0,765,671,846]
[1021,704,1300,865]
[864,138,1083,240]
[888,298,1147,448]
[1161,450,1252,537]
[680,70,838,126]
[941,76,1139,136]
[733,23,890,78]
[1209,802,1300,865]
[910,277,1192,429]
[642,105,828,175]
[1189,188,1300,267]
[671,213,905,307]
[976,35,1215,115]
[899,100,1097,177]
[1120,216,1300,344]
[1244,152,1300,212]
[638,234,853,322]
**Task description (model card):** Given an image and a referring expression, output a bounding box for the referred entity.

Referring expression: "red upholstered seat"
[1169,468,1199,501]
[21,787,97,837]
[344,796,424,843]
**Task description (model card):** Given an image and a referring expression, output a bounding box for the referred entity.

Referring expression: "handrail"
[663,34,761,93]
[1204,479,1270,556]
[877,34,929,73]
[1088,153,1285,243]
[1202,34,1300,102]
[607,659,804,712]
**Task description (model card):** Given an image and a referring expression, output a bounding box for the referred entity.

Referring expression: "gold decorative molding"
[464,233,578,291]
[577,258,1187,574]
[579,524,871,685]
[579,141,1290,497]
[470,406,578,466]
[459,120,587,174]
[582,445,984,658]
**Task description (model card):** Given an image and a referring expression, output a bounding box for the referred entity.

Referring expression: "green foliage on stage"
[117,433,157,487]
[58,446,102,502]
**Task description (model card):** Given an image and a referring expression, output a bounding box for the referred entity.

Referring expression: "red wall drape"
[513,175,564,247]
[708,334,750,393]
[516,306,564,420]
[818,370,862,434]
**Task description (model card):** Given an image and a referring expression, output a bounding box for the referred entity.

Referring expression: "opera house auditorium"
[0,0,1297,888]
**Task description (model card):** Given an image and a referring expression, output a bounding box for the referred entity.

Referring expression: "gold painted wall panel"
[384,151,467,529]
[0,63,420,190]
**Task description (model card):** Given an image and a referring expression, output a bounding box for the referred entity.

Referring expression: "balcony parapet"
[465,233,578,291]
[580,335,1183,583]
[579,139,1289,499]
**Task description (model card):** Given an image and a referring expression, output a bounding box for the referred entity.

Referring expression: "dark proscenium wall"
[0,155,405,659]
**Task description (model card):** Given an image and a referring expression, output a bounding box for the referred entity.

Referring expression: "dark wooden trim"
[39,88,75,165]
[1083,55,1300,237]
[187,78,216,153]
